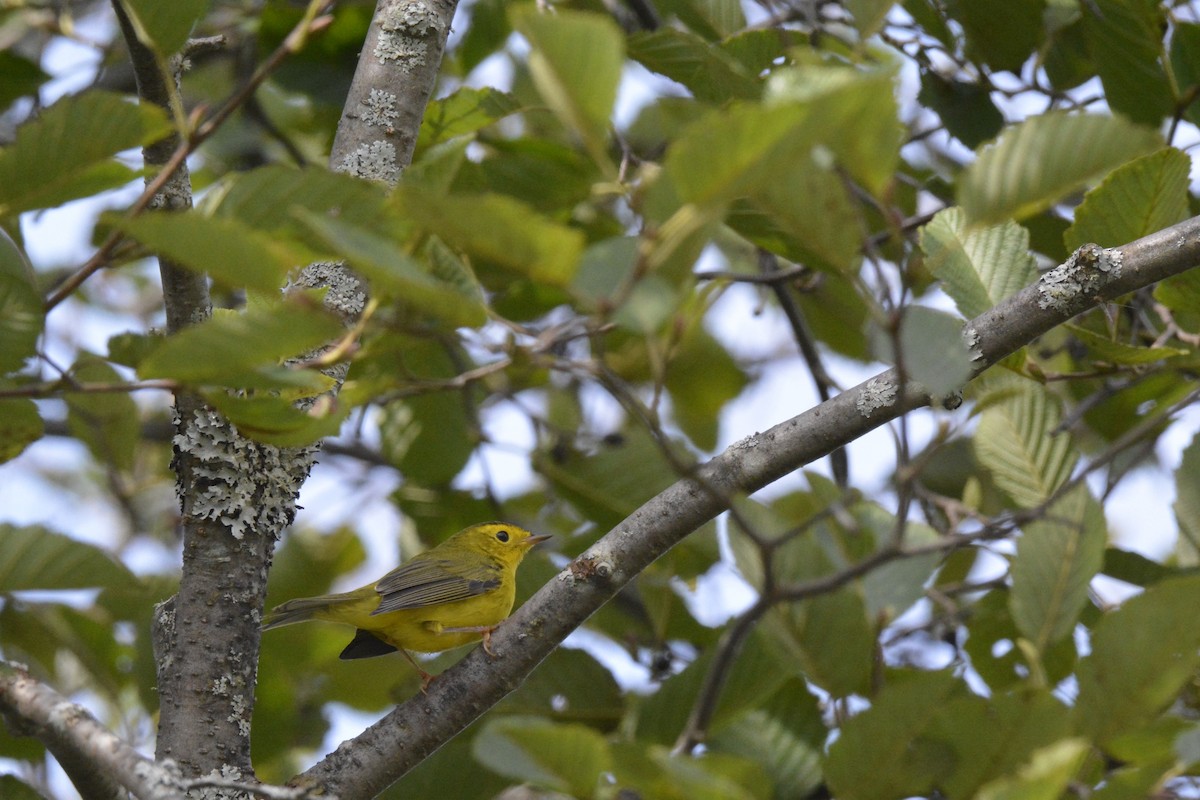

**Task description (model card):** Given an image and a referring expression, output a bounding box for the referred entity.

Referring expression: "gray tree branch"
[297,217,1200,798]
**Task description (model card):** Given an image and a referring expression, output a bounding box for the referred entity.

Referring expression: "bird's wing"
[371,556,500,615]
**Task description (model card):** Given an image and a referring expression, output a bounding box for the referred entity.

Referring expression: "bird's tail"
[262,592,357,630]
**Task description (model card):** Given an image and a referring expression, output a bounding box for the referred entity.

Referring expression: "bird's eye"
[496,530,510,543]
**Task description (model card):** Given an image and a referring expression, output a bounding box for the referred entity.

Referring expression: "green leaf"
[293,208,488,328]
[743,156,862,273]
[138,302,345,387]
[0,399,43,463]
[0,525,136,591]
[929,690,1074,798]
[473,716,612,797]
[976,739,1089,800]
[973,376,1078,508]
[416,87,521,151]
[1075,575,1200,743]
[117,211,308,293]
[917,71,1005,149]
[0,775,44,800]
[65,355,140,473]
[660,102,807,209]
[1175,433,1200,565]
[1153,268,1200,334]
[378,391,474,487]
[534,426,685,529]
[612,743,770,800]
[203,392,348,447]
[824,670,965,800]
[948,0,1045,72]
[394,189,584,287]
[1082,0,1172,125]
[1009,485,1105,652]
[628,29,761,103]
[959,112,1162,223]
[513,10,623,167]
[1064,148,1190,251]
[886,305,975,396]
[0,227,43,374]
[213,165,391,234]
[921,208,1039,318]
[1102,546,1177,587]
[665,325,748,450]
[0,53,48,113]
[845,0,892,35]
[121,0,210,55]
[1067,325,1187,366]
[708,680,826,800]
[500,648,624,729]
[1170,22,1200,129]
[0,91,171,216]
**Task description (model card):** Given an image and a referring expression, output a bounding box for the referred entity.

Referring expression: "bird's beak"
[525,534,552,548]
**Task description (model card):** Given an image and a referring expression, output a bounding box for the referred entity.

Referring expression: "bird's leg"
[440,624,501,655]
[397,647,435,690]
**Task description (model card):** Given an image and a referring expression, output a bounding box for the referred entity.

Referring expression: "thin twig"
[43,3,335,310]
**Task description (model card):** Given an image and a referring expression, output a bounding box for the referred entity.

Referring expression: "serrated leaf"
[139,302,345,387]
[0,53,48,113]
[500,648,623,728]
[514,10,623,168]
[973,378,1078,508]
[628,29,761,103]
[959,112,1162,223]
[1064,147,1190,251]
[393,189,584,287]
[1075,575,1200,743]
[117,211,308,293]
[1082,0,1172,125]
[1009,485,1105,652]
[0,227,43,374]
[922,208,1038,319]
[473,717,611,797]
[824,670,965,800]
[65,355,139,473]
[1175,433,1200,565]
[0,525,136,591]
[293,208,488,328]
[0,91,171,216]
[0,399,43,463]
[1102,546,1176,587]
[416,87,521,151]
[122,0,210,55]
[378,393,474,487]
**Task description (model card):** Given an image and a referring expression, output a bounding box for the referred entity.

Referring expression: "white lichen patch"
[228,693,251,738]
[174,408,313,540]
[1037,243,1124,311]
[361,88,399,128]
[373,1,443,69]
[962,325,984,362]
[293,260,367,319]
[856,376,897,417]
[339,140,399,185]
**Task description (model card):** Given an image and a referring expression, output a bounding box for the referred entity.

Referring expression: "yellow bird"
[263,522,549,682]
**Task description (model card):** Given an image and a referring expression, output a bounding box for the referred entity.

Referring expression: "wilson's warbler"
[263,522,548,681]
